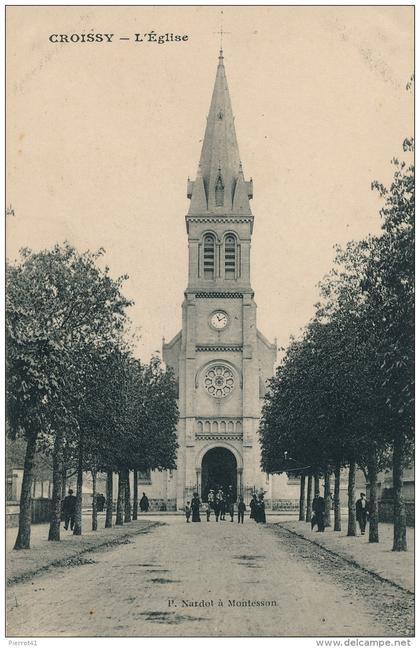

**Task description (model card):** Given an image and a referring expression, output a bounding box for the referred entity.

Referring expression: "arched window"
[224,235,236,279]
[203,235,215,278]
[215,173,224,207]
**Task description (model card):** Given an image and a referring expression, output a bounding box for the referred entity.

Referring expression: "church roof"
[187,50,253,216]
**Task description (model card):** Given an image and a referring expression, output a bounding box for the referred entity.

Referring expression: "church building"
[143,50,300,510]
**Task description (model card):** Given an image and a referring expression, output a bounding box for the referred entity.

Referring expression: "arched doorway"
[201,447,237,501]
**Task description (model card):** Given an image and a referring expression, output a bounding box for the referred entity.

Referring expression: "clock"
[209,310,229,331]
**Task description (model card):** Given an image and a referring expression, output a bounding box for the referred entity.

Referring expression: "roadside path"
[276,519,414,592]
[7,515,409,637]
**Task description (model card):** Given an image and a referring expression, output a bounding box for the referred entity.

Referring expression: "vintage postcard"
[6,5,414,641]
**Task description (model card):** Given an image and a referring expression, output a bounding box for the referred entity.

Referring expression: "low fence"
[6,498,52,527]
[31,498,52,523]
[378,499,414,527]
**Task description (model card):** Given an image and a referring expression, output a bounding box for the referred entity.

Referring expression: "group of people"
[60,489,151,532]
[185,487,266,525]
[311,491,369,535]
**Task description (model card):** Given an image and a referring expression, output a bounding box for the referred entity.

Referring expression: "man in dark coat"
[214,497,221,522]
[355,492,369,535]
[219,493,226,521]
[140,492,149,512]
[96,493,105,512]
[62,488,76,531]
[312,494,325,532]
[237,496,246,524]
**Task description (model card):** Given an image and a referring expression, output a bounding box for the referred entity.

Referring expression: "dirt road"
[7,516,409,637]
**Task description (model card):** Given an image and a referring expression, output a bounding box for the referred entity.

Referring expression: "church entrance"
[201,447,237,501]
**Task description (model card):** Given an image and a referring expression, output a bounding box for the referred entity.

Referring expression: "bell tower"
[163,49,277,508]
[185,48,254,292]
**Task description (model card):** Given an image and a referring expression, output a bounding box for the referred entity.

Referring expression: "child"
[203,501,211,522]
[185,501,191,523]
[237,496,246,524]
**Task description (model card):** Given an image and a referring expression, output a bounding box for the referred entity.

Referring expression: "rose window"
[204,365,235,398]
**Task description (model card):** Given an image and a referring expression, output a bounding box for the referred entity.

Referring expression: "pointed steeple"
[187,50,253,216]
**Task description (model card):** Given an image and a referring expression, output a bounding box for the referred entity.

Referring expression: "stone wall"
[146,498,177,512]
[266,499,299,511]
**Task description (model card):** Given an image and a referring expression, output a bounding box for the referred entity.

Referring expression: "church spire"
[187,50,253,215]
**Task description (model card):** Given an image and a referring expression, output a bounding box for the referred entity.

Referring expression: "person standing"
[140,492,149,512]
[203,501,211,522]
[249,493,258,520]
[216,489,226,521]
[185,501,191,523]
[355,492,369,535]
[255,493,266,523]
[96,493,105,512]
[237,496,246,524]
[214,496,221,522]
[191,492,201,522]
[62,488,76,531]
[208,489,215,510]
[312,493,325,532]
[311,493,319,530]
[220,496,226,521]
[226,486,235,522]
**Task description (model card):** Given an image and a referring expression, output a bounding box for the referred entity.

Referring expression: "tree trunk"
[48,432,64,541]
[299,474,306,521]
[333,462,341,532]
[347,459,356,536]
[14,434,37,550]
[392,441,407,551]
[367,460,379,543]
[105,470,113,528]
[91,467,97,531]
[314,474,320,496]
[305,475,313,522]
[115,470,124,525]
[124,469,132,523]
[324,470,331,527]
[133,471,138,521]
[61,467,67,500]
[73,443,83,536]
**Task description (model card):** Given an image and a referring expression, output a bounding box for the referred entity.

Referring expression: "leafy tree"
[369,140,414,550]
[6,244,131,548]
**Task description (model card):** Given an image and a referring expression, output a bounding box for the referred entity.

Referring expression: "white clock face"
[210,311,229,330]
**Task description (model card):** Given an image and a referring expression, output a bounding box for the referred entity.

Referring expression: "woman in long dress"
[191,492,201,522]
[249,494,258,520]
[256,494,266,523]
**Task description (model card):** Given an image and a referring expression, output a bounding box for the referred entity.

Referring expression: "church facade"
[143,51,300,510]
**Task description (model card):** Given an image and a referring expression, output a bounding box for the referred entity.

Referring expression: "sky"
[7,6,414,362]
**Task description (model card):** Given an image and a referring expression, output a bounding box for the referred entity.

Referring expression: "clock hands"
[210,312,228,328]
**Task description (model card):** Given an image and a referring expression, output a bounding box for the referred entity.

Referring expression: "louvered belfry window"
[215,173,224,207]
[203,235,215,278]
[225,235,236,278]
